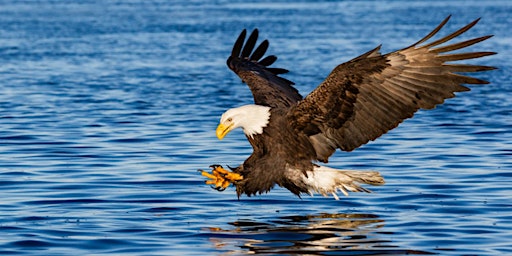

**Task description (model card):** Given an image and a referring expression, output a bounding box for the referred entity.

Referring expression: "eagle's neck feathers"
[240,105,271,138]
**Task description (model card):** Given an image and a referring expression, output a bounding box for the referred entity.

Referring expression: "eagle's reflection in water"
[205,213,433,255]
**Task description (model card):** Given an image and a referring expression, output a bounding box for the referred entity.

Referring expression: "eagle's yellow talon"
[199,165,244,192]
[215,178,225,188]
[205,180,217,185]
[201,171,217,180]
[211,166,243,181]
[212,166,229,175]
[225,172,243,181]
[221,180,231,189]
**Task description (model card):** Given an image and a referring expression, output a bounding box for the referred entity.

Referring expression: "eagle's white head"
[216,105,271,139]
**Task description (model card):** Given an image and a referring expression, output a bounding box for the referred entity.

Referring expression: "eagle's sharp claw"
[200,165,243,192]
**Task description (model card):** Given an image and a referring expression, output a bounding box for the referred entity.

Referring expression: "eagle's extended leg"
[199,165,243,191]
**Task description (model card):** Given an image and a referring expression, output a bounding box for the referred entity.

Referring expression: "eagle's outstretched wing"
[288,16,496,162]
[227,29,302,108]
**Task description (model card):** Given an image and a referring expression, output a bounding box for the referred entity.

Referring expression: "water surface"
[0,0,511,255]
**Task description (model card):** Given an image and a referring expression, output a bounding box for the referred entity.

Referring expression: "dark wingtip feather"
[226,28,299,98]
[430,35,494,54]
[227,29,292,77]
[267,67,290,75]
[250,39,269,61]
[259,55,277,67]
[231,29,247,57]
[410,15,451,47]
[422,17,482,48]
[437,51,496,62]
[241,29,259,58]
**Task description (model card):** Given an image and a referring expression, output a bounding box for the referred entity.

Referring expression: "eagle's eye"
[227,117,233,122]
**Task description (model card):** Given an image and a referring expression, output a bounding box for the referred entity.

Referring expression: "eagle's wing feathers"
[289,16,496,161]
[227,29,302,108]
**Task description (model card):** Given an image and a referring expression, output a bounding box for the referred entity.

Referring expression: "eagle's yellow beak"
[216,123,232,140]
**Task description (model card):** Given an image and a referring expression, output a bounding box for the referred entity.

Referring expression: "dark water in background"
[0,0,511,255]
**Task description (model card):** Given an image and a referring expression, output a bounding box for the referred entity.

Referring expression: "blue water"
[0,0,511,255]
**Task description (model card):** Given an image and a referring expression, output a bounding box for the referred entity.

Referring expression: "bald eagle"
[200,16,496,199]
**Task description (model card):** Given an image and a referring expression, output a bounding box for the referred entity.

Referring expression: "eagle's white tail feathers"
[303,166,385,200]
